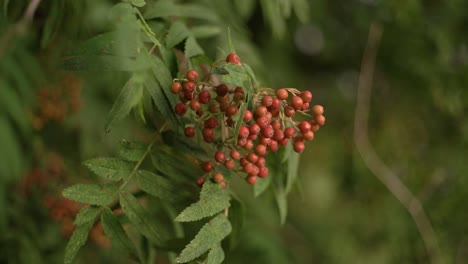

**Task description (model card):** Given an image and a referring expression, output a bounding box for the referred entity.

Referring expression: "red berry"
[216,84,229,97]
[276,89,288,100]
[246,175,257,185]
[224,159,235,170]
[208,102,219,113]
[196,109,204,117]
[312,105,324,116]
[261,126,274,138]
[233,93,244,103]
[243,110,253,122]
[203,128,214,142]
[237,138,247,146]
[226,105,239,117]
[311,123,320,132]
[256,157,266,168]
[230,149,241,160]
[270,98,281,109]
[238,126,249,138]
[243,163,255,174]
[184,127,195,137]
[244,140,254,150]
[175,103,187,116]
[199,91,211,104]
[303,131,314,141]
[178,92,187,103]
[273,129,284,141]
[171,82,182,94]
[202,161,214,172]
[279,138,289,146]
[248,134,257,140]
[240,157,249,166]
[255,106,268,117]
[293,141,305,153]
[216,95,229,104]
[268,140,279,152]
[214,151,225,163]
[186,70,199,82]
[226,118,234,127]
[183,82,195,93]
[258,167,269,178]
[259,137,271,145]
[300,91,313,103]
[271,120,281,130]
[298,121,311,133]
[262,95,273,107]
[284,127,295,138]
[220,181,227,188]
[204,117,218,129]
[184,92,194,101]
[213,173,224,183]
[190,99,200,111]
[247,153,259,163]
[255,144,267,156]
[315,115,326,126]
[291,96,304,110]
[256,116,270,128]
[226,53,242,65]
[196,177,205,187]
[234,87,244,94]
[284,106,295,117]
[249,123,261,135]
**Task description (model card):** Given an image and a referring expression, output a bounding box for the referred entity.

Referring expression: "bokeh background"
[1,0,467,263]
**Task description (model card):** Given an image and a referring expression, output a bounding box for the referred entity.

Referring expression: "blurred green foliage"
[0,0,467,263]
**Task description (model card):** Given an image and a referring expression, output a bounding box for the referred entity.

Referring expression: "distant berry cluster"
[169,53,325,187]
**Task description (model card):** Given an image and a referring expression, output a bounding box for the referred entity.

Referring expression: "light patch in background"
[294,24,324,56]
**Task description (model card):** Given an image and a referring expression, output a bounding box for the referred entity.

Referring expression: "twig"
[353,23,443,264]
[0,0,42,56]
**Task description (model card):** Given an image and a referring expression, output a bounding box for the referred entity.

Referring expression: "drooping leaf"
[101,208,140,260]
[285,143,300,194]
[227,198,244,250]
[227,27,235,53]
[232,102,247,146]
[185,36,204,58]
[166,21,190,48]
[118,140,147,162]
[254,175,271,197]
[274,185,288,225]
[234,0,256,19]
[191,25,222,39]
[74,207,102,225]
[136,170,178,201]
[206,244,225,264]
[120,192,164,245]
[260,0,287,38]
[104,76,144,132]
[292,0,310,23]
[62,55,148,71]
[83,157,134,181]
[243,63,259,89]
[222,63,248,87]
[64,221,94,264]
[63,182,120,206]
[176,214,232,263]
[144,1,218,22]
[175,181,230,222]
[129,0,146,7]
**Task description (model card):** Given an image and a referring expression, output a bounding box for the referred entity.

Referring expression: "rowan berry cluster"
[170,53,325,187]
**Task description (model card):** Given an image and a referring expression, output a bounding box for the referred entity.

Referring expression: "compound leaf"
[83,157,134,181]
[63,182,120,206]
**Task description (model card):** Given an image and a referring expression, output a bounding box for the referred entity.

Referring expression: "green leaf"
[129,0,146,7]
[227,198,244,250]
[136,170,178,201]
[63,182,120,206]
[274,185,288,225]
[61,55,148,71]
[105,76,144,132]
[254,175,271,197]
[292,0,310,23]
[83,157,134,181]
[166,21,190,48]
[227,27,235,53]
[260,0,287,38]
[74,207,101,225]
[176,214,232,263]
[144,1,219,22]
[206,244,224,264]
[118,140,147,162]
[185,36,204,58]
[285,143,300,194]
[243,63,259,89]
[101,208,140,260]
[64,221,94,264]
[191,25,222,39]
[222,63,248,87]
[233,103,247,146]
[175,181,230,222]
[234,0,256,19]
[120,192,164,245]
